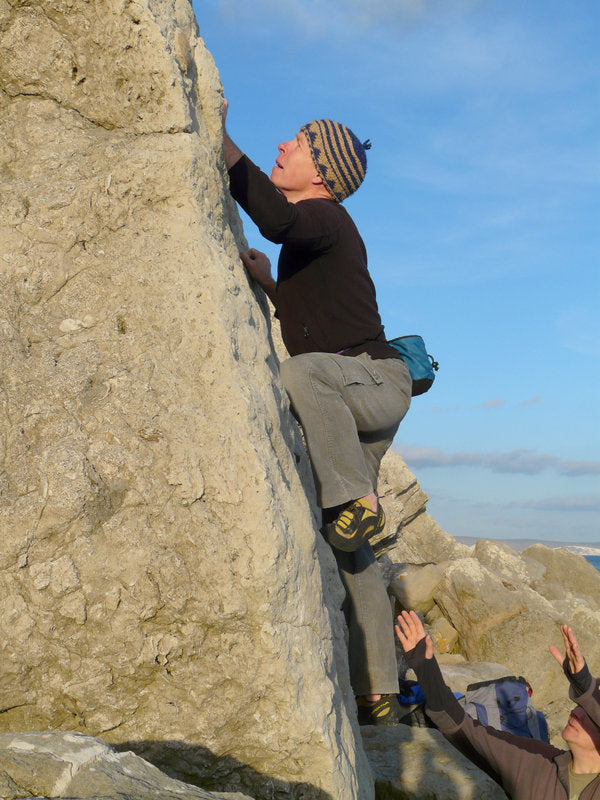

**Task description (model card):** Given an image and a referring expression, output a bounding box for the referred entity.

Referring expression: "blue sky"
[195,0,600,544]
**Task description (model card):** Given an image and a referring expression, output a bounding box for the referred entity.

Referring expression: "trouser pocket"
[338,355,383,387]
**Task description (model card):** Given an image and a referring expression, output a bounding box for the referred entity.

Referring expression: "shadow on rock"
[114,739,334,800]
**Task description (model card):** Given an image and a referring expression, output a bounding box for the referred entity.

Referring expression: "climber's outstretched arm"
[221,98,243,169]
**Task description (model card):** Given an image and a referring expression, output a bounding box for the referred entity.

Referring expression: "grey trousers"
[280,351,412,694]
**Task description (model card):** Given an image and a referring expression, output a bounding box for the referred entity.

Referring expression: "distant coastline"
[456,537,600,557]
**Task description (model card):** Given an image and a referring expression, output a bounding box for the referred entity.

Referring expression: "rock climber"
[222,99,412,725]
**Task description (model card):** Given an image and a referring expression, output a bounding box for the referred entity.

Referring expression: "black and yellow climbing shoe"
[324,498,385,552]
[356,694,401,726]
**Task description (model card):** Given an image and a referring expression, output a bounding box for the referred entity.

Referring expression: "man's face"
[270,131,320,196]
[562,706,600,752]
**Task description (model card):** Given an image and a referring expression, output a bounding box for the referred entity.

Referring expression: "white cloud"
[519,496,600,512]
[425,491,600,542]
[397,445,600,476]
[519,395,542,406]
[215,0,480,36]
[477,397,506,409]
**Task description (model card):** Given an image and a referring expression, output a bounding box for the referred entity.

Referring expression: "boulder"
[473,539,545,588]
[425,603,444,624]
[389,563,445,615]
[465,545,600,706]
[379,452,471,564]
[523,545,600,611]
[402,521,469,567]
[433,558,566,708]
[0,731,254,799]
[0,2,372,797]
[378,534,424,566]
[557,605,600,679]
[362,726,506,799]
[429,615,459,654]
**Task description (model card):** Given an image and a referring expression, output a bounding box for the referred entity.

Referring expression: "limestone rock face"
[0,731,254,800]
[0,2,372,797]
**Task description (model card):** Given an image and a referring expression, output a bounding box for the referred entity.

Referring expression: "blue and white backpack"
[458,675,549,742]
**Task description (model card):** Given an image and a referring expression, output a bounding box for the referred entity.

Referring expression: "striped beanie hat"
[301,119,371,202]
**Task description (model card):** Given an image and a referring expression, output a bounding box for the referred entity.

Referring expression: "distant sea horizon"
[586,555,600,574]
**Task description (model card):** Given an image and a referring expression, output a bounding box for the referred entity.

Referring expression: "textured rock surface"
[0,731,253,800]
[523,544,600,611]
[473,538,545,588]
[432,558,564,707]
[0,2,372,797]
[362,726,507,800]
[389,563,444,615]
[428,615,459,654]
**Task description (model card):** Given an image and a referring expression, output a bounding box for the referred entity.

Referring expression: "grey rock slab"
[0,732,255,800]
[362,725,507,799]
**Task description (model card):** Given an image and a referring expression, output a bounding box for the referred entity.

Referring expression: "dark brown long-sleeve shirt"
[228,154,400,361]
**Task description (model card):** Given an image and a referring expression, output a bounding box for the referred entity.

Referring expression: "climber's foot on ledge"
[324,496,385,552]
[356,693,401,726]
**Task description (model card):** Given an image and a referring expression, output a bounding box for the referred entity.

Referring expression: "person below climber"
[222,100,412,725]
[395,611,600,799]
